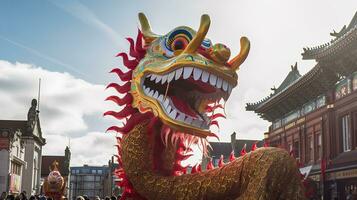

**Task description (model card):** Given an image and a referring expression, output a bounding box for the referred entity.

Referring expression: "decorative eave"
[246,64,336,121]
[302,12,357,60]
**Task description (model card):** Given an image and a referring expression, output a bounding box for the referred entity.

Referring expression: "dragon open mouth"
[141,65,234,132]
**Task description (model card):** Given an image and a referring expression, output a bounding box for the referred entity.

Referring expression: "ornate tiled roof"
[302,11,357,60]
[246,63,302,111]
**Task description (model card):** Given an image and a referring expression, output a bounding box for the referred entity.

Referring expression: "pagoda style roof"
[302,11,357,60]
[247,11,357,122]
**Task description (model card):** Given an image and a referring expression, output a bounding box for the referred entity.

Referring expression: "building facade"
[246,12,357,199]
[69,165,110,200]
[0,99,46,195]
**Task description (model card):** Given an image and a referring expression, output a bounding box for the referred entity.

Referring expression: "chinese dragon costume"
[43,161,66,200]
[105,13,305,200]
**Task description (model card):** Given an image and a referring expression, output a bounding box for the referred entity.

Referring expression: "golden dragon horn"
[228,37,250,71]
[183,14,211,54]
[138,12,159,43]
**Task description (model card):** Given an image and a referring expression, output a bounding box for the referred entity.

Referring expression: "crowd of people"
[0,191,49,200]
[76,195,121,200]
[0,192,122,200]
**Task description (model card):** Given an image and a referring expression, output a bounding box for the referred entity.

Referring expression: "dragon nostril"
[210,43,231,64]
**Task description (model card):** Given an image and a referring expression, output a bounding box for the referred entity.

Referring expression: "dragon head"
[130,13,250,138]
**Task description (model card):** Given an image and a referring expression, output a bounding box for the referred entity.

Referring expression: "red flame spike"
[135,29,146,53]
[229,151,235,162]
[103,106,136,120]
[218,155,225,167]
[240,144,247,156]
[109,112,154,134]
[251,142,257,151]
[126,37,140,59]
[209,113,226,120]
[210,120,219,128]
[110,68,133,82]
[116,52,139,69]
[105,94,133,106]
[106,82,131,94]
[207,158,214,170]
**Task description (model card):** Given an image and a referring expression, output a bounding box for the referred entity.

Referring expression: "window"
[11,162,21,175]
[316,96,326,108]
[316,133,322,160]
[293,141,300,159]
[97,169,103,174]
[91,169,97,174]
[353,74,357,91]
[306,136,313,162]
[335,81,349,99]
[342,115,351,152]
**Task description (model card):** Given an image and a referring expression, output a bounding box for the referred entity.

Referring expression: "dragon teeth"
[193,68,202,80]
[183,67,193,79]
[167,71,175,82]
[222,80,228,91]
[175,68,183,80]
[209,74,217,86]
[216,77,223,89]
[201,71,209,83]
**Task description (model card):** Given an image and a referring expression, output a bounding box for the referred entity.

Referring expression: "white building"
[0,99,46,195]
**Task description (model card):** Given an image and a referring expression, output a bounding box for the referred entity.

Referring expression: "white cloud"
[0,60,117,165]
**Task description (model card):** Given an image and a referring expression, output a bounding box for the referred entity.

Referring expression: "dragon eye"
[171,36,189,51]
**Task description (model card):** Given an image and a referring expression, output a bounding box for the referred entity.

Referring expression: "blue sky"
[0,0,356,165]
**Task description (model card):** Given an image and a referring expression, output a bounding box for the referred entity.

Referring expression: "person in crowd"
[19,192,27,200]
[82,195,89,200]
[0,192,7,200]
[46,197,52,200]
[110,196,116,200]
[94,196,100,200]
[75,196,84,200]
[28,196,35,200]
[103,196,110,200]
[6,195,14,200]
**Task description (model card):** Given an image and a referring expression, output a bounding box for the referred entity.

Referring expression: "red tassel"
[263,141,269,147]
[103,106,136,120]
[191,165,198,174]
[251,142,257,151]
[218,155,225,167]
[240,144,247,156]
[197,164,202,172]
[207,158,214,170]
[229,151,235,162]
[110,68,133,82]
[209,113,226,120]
[116,52,139,69]
[106,82,131,94]
[105,94,133,106]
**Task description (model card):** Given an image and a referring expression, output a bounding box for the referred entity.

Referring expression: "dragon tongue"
[170,96,198,118]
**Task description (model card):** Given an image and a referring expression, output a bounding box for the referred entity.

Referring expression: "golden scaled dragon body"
[105,13,305,200]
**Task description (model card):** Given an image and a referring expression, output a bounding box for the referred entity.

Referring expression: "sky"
[0,0,356,166]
